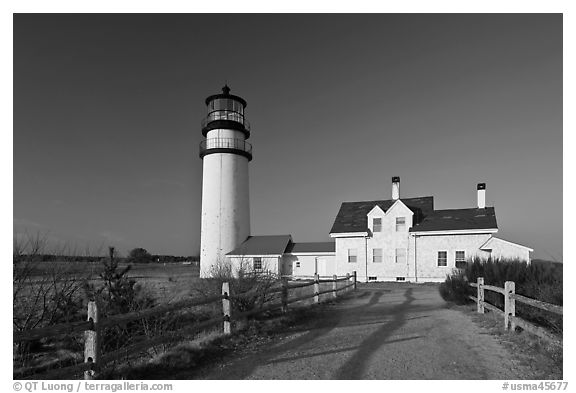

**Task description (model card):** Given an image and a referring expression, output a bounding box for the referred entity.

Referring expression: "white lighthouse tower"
[199,85,252,277]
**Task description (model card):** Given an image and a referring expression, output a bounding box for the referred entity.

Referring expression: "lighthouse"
[199,85,252,277]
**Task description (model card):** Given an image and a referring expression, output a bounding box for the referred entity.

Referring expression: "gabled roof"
[410,207,498,233]
[227,235,292,256]
[367,205,386,216]
[479,236,532,251]
[329,196,434,234]
[285,241,335,253]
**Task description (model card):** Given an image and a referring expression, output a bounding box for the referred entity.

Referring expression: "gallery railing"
[199,138,253,155]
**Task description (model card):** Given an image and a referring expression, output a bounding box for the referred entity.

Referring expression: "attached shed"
[226,236,336,277]
[283,241,336,278]
[226,235,292,275]
[479,236,533,263]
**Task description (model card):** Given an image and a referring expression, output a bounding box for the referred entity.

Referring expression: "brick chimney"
[392,176,400,200]
[477,183,486,209]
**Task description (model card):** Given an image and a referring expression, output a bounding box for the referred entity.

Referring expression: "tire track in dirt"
[201,290,384,379]
[192,284,536,379]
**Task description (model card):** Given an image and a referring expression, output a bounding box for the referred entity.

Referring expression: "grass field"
[17,260,202,302]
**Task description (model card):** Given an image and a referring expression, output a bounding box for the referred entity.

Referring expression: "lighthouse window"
[213,99,229,111]
[232,100,244,114]
[253,257,262,271]
[211,98,243,116]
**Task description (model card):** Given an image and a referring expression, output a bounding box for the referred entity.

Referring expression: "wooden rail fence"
[14,271,357,380]
[468,277,562,343]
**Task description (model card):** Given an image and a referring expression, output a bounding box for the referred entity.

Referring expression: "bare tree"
[198,255,280,313]
[13,231,94,370]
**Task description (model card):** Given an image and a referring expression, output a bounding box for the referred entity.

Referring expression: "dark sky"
[13,14,562,261]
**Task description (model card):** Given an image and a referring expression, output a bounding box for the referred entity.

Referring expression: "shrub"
[439,269,474,304]
[194,258,280,314]
[440,257,562,333]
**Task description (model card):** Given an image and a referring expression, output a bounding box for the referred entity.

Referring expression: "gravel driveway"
[196,283,531,379]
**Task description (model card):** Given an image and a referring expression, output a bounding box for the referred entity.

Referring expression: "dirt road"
[195,283,532,380]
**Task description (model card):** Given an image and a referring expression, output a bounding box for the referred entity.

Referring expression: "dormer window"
[373,218,382,232]
[396,217,406,232]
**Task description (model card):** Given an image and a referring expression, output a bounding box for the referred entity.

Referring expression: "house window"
[396,217,406,232]
[253,257,262,271]
[372,248,382,263]
[437,251,447,267]
[373,218,382,233]
[348,248,357,263]
[396,277,406,281]
[295,261,300,268]
[455,251,466,269]
[368,276,378,281]
[395,248,406,264]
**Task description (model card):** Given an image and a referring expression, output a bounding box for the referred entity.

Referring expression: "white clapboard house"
[226,178,532,282]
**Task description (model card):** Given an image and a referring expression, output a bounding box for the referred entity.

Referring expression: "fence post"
[353,271,357,291]
[222,282,231,335]
[332,275,338,299]
[281,277,288,313]
[84,301,99,380]
[477,277,485,314]
[346,273,350,292]
[504,281,516,331]
[314,274,320,303]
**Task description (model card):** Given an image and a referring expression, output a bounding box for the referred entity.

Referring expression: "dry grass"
[15,257,352,379]
[95,274,355,379]
[19,261,200,302]
[456,303,562,380]
[96,301,333,379]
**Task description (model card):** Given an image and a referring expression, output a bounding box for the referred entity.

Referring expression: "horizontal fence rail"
[510,293,563,315]
[481,284,506,295]
[468,277,562,343]
[14,320,94,342]
[14,271,357,380]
